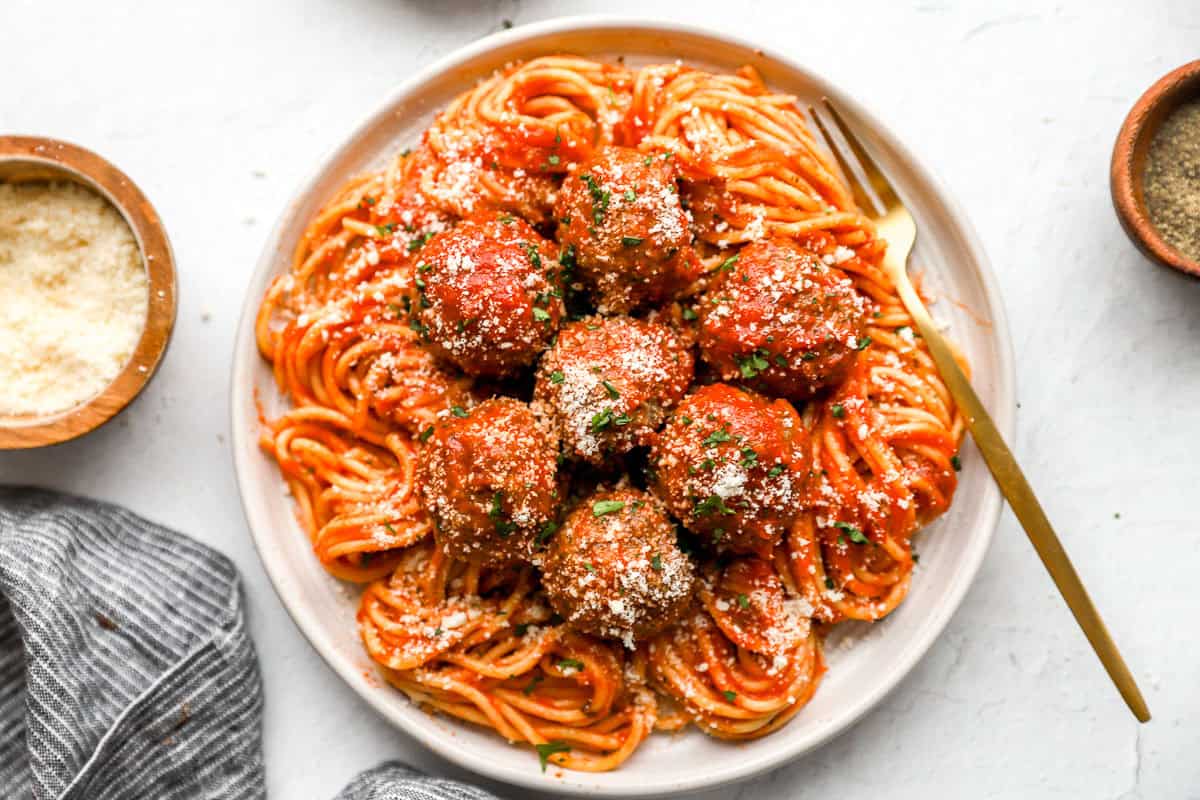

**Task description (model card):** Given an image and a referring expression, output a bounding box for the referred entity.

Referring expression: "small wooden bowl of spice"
[1111,60,1200,278]
[0,136,176,450]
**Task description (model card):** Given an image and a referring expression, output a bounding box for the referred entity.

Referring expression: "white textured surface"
[1,1,1196,798]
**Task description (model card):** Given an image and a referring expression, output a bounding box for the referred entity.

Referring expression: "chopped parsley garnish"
[499,214,515,224]
[737,349,770,379]
[642,155,653,166]
[738,447,758,468]
[714,254,739,273]
[418,425,435,443]
[768,463,786,478]
[583,562,596,573]
[602,380,620,399]
[736,593,750,610]
[694,494,735,517]
[593,407,629,428]
[557,658,584,671]
[621,236,644,247]
[830,403,845,419]
[387,303,404,317]
[532,307,551,322]
[536,741,571,772]
[450,406,469,418]
[623,188,637,202]
[523,675,543,696]
[681,306,698,321]
[580,174,610,224]
[722,690,737,702]
[489,491,516,537]
[559,243,577,272]
[384,522,397,536]
[535,521,558,548]
[824,577,835,590]
[549,370,565,384]
[514,623,529,637]
[592,499,625,516]
[702,425,733,447]
[773,354,789,368]
[951,454,962,471]
[651,554,663,571]
[406,231,433,252]
[834,521,869,545]
[680,415,693,426]
[548,154,561,166]
[374,223,396,236]
[523,242,542,269]
[857,335,873,351]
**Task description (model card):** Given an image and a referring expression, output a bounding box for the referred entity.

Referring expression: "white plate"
[231,17,1015,797]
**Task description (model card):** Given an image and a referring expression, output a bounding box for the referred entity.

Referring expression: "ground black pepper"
[1144,98,1200,261]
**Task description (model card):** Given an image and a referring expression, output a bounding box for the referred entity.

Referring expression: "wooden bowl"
[1111,60,1200,278]
[0,136,176,450]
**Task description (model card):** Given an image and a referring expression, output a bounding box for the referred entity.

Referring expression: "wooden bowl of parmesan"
[0,136,176,449]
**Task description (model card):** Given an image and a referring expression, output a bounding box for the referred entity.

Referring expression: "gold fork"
[809,99,1150,723]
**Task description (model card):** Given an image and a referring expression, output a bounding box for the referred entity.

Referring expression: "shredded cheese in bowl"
[0,180,148,416]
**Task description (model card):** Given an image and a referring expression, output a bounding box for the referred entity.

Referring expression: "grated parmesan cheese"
[0,181,147,415]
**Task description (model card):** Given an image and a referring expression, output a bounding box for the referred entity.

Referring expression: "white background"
[2,1,1198,798]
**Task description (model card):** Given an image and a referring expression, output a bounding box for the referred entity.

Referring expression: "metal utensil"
[809,99,1150,723]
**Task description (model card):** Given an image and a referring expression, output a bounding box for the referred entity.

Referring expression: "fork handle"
[888,260,1151,724]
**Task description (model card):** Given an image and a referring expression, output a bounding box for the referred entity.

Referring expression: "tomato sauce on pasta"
[255,56,964,773]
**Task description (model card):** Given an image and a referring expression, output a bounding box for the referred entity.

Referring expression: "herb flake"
[592,500,625,517]
[536,741,571,772]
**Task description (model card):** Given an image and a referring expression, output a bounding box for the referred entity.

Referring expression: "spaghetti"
[255,56,964,772]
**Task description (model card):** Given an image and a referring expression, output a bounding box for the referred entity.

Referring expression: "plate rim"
[230,15,1016,797]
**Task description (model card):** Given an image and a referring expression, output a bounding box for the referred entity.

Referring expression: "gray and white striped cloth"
[0,488,500,800]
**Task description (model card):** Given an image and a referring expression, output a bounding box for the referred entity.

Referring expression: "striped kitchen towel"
[0,488,500,800]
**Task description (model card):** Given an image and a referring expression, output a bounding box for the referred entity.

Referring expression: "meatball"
[410,215,565,377]
[650,383,809,556]
[534,316,694,464]
[541,488,695,647]
[555,146,701,313]
[698,237,868,400]
[417,398,561,566]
